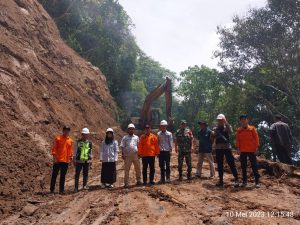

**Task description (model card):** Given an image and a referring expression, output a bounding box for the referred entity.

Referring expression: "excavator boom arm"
[140,77,172,128]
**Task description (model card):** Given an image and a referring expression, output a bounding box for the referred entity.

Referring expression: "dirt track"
[1,154,299,225]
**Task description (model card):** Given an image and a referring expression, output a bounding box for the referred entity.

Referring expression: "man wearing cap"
[50,126,74,194]
[236,115,260,188]
[138,125,160,185]
[120,123,142,187]
[157,120,173,183]
[175,120,194,180]
[196,120,215,178]
[211,114,239,187]
[73,128,92,192]
[270,114,293,165]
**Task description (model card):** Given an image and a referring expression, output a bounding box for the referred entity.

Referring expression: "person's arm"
[138,136,143,157]
[155,136,160,156]
[114,141,119,161]
[67,140,74,163]
[89,142,93,165]
[210,130,216,143]
[269,124,275,140]
[51,138,58,163]
[174,133,178,153]
[287,126,293,146]
[100,142,103,161]
[72,141,78,165]
[253,128,260,151]
[120,137,125,159]
[189,130,194,152]
[225,122,233,135]
[236,130,240,154]
[191,137,195,153]
[169,133,173,152]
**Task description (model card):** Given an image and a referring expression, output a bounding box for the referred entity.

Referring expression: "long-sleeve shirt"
[100,140,119,162]
[51,135,73,163]
[120,134,139,156]
[138,133,160,157]
[236,125,259,152]
[157,131,173,152]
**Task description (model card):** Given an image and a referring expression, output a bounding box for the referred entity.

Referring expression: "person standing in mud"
[270,114,293,165]
[211,114,239,187]
[236,115,260,188]
[120,123,142,187]
[100,128,118,188]
[195,120,215,179]
[73,128,92,192]
[157,120,173,183]
[50,126,74,194]
[138,124,160,185]
[175,120,194,181]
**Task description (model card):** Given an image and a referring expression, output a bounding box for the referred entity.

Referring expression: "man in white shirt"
[120,123,142,187]
[157,120,173,183]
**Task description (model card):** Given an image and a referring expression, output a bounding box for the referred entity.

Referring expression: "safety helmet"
[216,114,226,120]
[160,120,168,126]
[128,123,135,129]
[81,128,90,134]
[106,128,114,133]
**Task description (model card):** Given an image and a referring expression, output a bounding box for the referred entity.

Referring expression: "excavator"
[130,77,174,134]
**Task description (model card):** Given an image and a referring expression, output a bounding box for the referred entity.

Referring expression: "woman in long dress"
[100,128,119,188]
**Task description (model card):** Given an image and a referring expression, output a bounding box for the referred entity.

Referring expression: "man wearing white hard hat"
[120,123,142,187]
[73,128,92,192]
[100,128,119,188]
[211,114,239,187]
[157,120,173,183]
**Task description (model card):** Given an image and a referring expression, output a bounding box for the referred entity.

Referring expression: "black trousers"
[75,162,89,190]
[159,151,171,181]
[240,152,260,183]
[50,162,69,193]
[101,162,116,184]
[274,145,293,165]
[142,156,155,183]
[216,149,238,182]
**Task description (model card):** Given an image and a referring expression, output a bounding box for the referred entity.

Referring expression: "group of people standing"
[49,113,294,194]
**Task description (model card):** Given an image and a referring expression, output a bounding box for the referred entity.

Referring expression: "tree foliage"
[39,0,138,103]
[214,0,299,160]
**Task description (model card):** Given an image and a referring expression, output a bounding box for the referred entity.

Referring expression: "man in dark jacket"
[270,115,293,165]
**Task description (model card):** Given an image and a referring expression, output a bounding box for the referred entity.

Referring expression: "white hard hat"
[217,114,226,120]
[106,128,114,133]
[128,123,135,129]
[81,128,90,134]
[160,120,168,126]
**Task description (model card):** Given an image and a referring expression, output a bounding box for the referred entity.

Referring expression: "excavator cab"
[126,77,173,135]
[149,108,161,130]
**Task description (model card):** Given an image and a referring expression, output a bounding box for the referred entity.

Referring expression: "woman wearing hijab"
[100,128,119,188]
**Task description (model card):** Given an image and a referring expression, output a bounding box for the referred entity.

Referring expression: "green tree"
[215,0,300,160]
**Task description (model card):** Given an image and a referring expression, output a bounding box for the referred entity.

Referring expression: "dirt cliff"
[0,0,120,217]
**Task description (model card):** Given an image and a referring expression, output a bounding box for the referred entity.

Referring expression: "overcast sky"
[118,0,266,74]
